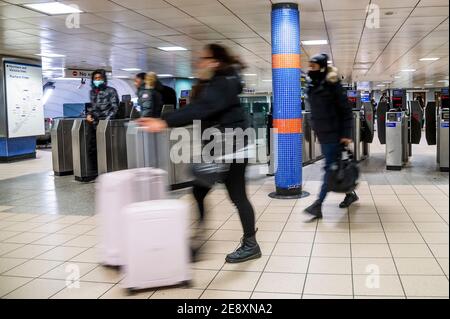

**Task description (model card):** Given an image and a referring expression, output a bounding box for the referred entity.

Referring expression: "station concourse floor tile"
[0,141,448,299]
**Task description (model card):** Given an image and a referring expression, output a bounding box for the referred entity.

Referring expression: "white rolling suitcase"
[121,200,192,291]
[96,168,167,267]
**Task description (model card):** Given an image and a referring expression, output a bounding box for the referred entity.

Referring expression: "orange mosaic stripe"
[272,53,301,69]
[273,118,303,134]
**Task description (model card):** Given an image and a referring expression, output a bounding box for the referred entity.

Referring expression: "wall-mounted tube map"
[4,61,44,138]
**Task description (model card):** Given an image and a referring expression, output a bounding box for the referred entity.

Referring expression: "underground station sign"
[64,68,112,79]
[64,68,93,78]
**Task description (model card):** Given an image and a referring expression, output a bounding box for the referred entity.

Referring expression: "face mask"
[308,70,324,82]
[93,80,104,87]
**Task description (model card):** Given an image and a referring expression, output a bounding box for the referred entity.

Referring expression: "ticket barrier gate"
[425,102,449,171]
[161,104,175,117]
[126,122,193,189]
[350,106,373,162]
[385,111,410,170]
[96,119,130,175]
[409,101,423,145]
[425,102,437,146]
[302,111,312,165]
[72,119,98,182]
[310,130,323,162]
[377,102,389,145]
[350,111,366,161]
[362,102,375,145]
[437,108,449,172]
[51,118,76,176]
[304,111,325,163]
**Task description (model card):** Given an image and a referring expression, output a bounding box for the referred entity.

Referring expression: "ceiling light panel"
[24,2,83,15]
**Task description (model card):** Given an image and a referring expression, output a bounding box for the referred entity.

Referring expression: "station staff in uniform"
[304,53,359,220]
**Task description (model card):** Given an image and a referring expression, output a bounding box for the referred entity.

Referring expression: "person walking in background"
[379,92,389,104]
[371,97,378,113]
[415,95,426,128]
[415,95,425,109]
[304,53,358,220]
[137,44,261,264]
[156,79,177,108]
[135,72,163,118]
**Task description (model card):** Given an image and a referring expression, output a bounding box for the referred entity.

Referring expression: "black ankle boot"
[304,200,323,220]
[339,192,359,208]
[191,246,200,262]
[225,233,262,264]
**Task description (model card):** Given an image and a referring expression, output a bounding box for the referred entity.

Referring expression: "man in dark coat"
[304,53,359,220]
[155,80,177,108]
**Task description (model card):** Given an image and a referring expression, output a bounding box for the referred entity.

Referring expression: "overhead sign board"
[64,68,112,79]
[357,81,371,91]
[65,68,94,78]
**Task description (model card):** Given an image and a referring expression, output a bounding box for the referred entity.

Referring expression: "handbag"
[190,130,254,188]
[190,129,232,188]
[191,162,231,188]
[327,145,360,193]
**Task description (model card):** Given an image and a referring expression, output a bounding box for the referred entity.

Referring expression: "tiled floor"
[0,139,448,299]
[0,150,52,181]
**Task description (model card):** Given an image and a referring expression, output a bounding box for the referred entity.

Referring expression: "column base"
[0,137,37,163]
[0,152,36,163]
[269,187,310,200]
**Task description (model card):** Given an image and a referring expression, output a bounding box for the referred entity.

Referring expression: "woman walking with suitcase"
[137,44,261,264]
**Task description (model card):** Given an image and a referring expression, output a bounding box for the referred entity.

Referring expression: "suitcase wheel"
[126,288,137,296]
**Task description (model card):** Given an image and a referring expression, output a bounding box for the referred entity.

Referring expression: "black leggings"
[192,162,256,238]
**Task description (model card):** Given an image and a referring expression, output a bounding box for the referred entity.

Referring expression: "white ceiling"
[0,0,448,90]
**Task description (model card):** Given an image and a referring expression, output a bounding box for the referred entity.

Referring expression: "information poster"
[4,61,44,138]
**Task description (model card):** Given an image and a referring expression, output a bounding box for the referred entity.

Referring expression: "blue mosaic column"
[270,2,305,198]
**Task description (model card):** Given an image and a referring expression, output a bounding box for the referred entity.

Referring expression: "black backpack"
[327,146,360,193]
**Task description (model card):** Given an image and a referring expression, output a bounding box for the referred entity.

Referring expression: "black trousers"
[192,162,256,238]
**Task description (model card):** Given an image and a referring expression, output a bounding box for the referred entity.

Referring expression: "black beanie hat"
[309,53,329,69]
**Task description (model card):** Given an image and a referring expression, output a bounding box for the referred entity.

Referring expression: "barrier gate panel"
[377,102,388,145]
[51,118,75,176]
[410,101,423,144]
[110,121,129,172]
[72,119,98,182]
[362,102,375,143]
[425,102,437,145]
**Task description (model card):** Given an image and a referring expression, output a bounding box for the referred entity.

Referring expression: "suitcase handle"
[134,174,164,183]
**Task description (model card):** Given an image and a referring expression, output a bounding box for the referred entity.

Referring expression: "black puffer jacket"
[163,67,247,131]
[156,81,177,107]
[306,67,353,144]
[88,86,119,123]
